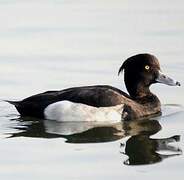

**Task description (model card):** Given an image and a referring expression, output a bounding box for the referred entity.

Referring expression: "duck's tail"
[4,100,20,107]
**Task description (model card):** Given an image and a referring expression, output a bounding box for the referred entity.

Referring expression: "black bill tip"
[176,81,181,86]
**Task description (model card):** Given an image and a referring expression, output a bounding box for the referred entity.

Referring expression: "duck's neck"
[124,75,161,109]
[126,81,151,99]
[126,81,160,104]
[123,76,161,119]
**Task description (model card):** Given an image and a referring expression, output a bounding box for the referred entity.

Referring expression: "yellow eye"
[145,65,150,70]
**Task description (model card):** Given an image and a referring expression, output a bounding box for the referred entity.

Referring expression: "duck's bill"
[156,71,181,86]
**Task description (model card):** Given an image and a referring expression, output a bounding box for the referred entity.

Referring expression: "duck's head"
[118,53,180,98]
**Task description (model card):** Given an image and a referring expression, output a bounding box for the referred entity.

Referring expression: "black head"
[118,53,180,98]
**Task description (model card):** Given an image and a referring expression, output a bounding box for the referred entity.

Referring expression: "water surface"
[0,0,184,179]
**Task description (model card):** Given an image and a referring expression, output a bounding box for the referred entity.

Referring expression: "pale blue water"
[0,0,184,179]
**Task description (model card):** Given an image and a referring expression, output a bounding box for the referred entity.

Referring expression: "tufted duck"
[6,54,180,121]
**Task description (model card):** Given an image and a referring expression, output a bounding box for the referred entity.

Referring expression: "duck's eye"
[145,65,150,70]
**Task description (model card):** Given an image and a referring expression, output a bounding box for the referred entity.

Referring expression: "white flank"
[44,100,124,122]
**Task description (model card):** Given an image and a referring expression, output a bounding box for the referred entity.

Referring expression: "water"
[0,0,184,179]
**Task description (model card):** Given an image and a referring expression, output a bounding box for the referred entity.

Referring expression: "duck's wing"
[8,85,130,118]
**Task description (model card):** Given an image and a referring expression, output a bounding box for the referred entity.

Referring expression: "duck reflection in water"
[121,134,181,165]
[121,120,181,165]
[8,117,182,165]
[9,117,124,143]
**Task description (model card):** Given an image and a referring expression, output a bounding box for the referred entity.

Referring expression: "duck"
[6,53,180,122]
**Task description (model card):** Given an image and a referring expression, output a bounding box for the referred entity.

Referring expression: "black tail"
[4,100,20,107]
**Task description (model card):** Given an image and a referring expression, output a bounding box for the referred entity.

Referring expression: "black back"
[15,85,130,118]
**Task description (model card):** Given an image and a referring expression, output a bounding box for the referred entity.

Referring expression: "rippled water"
[0,0,184,179]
